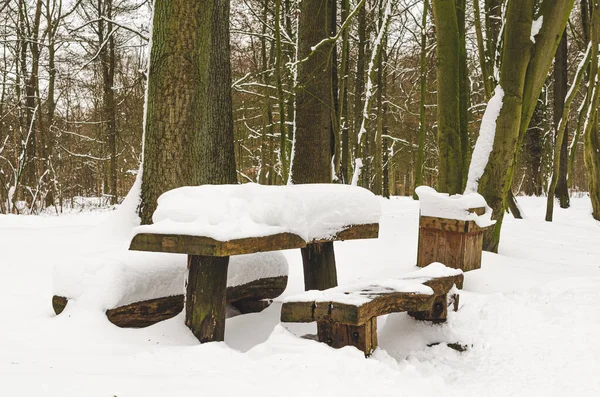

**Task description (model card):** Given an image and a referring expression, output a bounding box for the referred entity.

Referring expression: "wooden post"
[317,318,378,356]
[408,293,448,323]
[185,255,229,342]
[301,241,337,291]
[417,207,488,273]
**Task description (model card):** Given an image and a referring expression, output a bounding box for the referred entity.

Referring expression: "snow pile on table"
[134,183,381,241]
[283,263,462,306]
[53,251,288,310]
[415,185,495,228]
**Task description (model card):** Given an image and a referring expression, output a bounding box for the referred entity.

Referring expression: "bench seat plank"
[281,274,461,326]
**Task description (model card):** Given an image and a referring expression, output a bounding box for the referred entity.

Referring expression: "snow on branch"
[464,85,504,195]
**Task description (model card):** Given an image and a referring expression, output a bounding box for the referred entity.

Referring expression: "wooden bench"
[129,223,379,342]
[417,207,488,272]
[52,271,288,328]
[280,266,463,356]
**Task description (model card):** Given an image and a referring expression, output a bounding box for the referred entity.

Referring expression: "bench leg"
[408,293,448,323]
[301,241,337,291]
[317,318,378,356]
[185,255,229,342]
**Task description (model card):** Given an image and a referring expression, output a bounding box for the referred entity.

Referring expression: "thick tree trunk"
[292,0,334,184]
[479,0,535,252]
[140,0,237,224]
[292,0,337,291]
[479,0,575,251]
[432,0,464,195]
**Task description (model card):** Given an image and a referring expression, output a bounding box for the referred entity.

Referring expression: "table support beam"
[185,255,229,342]
[301,241,337,291]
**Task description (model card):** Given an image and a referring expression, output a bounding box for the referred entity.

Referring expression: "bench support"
[408,293,448,323]
[185,255,229,342]
[301,241,337,291]
[317,318,378,356]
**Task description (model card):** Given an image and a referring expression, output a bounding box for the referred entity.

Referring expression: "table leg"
[185,255,229,342]
[301,241,337,291]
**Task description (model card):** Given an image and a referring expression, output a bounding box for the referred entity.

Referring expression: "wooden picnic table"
[129,223,379,343]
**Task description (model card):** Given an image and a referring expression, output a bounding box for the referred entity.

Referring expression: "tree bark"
[479,0,575,252]
[292,0,337,291]
[414,0,429,199]
[553,31,570,209]
[583,2,600,220]
[431,0,464,195]
[140,0,237,224]
[292,0,334,184]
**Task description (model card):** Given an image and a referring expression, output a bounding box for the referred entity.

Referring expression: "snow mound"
[134,183,381,241]
[415,185,495,228]
[53,250,288,310]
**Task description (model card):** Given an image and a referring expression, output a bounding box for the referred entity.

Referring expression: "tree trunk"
[339,0,351,184]
[139,0,237,224]
[553,31,570,209]
[547,42,592,220]
[478,0,575,252]
[292,0,334,184]
[292,0,336,291]
[432,0,464,195]
[353,5,366,185]
[583,2,600,220]
[523,94,545,196]
[414,0,429,199]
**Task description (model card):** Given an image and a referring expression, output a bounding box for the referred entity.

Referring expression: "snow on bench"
[281,263,463,356]
[415,186,495,272]
[128,183,381,343]
[52,251,289,327]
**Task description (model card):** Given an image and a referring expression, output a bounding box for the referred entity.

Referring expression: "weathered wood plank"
[301,241,337,291]
[281,274,463,326]
[408,293,448,323]
[130,223,379,257]
[130,232,306,257]
[317,317,378,356]
[185,255,229,342]
[419,216,485,233]
[310,223,379,243]
[417,222,485,272]
[53,275,288,327]
[106,295,184,328]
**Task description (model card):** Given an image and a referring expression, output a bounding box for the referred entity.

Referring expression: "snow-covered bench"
[52,251,289,327]
[415,186,494,272]
[280,263,463,356]
[128,183,381,342]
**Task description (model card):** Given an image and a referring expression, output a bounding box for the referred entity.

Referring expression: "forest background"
[0,0,594,219]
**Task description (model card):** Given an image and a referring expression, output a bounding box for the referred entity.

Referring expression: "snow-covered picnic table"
[129,183,381,343]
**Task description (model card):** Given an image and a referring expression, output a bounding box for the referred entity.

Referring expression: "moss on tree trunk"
[139,0,236,224]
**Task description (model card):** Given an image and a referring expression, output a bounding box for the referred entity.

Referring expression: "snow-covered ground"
[1,196,599,396]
